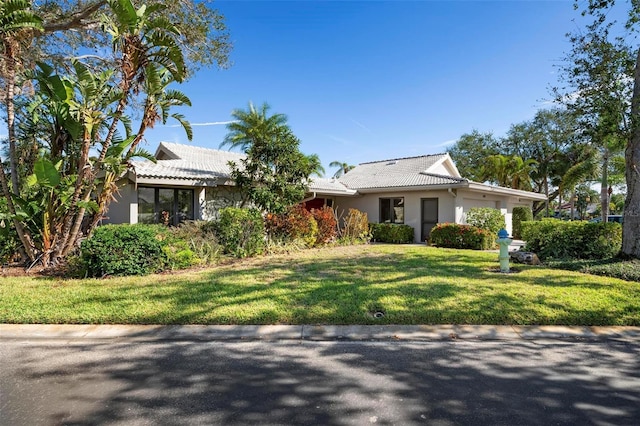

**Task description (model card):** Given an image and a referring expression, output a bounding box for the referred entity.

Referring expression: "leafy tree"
[504,109,586,216]
[482,154,537,191]
[226,103,321,214]
[565,0,640,258]
[329,161,355,178]
[553,22,631,223]
[447,130,500,182]
[0,0,225,266]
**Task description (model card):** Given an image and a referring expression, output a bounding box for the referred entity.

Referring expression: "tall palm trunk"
[1,38,36,262]
[622,47,640,258]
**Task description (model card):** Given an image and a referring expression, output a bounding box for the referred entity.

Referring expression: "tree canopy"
[0,0,232,266]
[225,102,323,214]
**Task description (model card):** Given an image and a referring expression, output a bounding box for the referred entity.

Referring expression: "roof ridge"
[159,141,245,156]
[358,153,447,165]
[419,171,467,182]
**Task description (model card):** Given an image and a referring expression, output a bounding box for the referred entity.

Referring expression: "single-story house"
[106,142,547,242]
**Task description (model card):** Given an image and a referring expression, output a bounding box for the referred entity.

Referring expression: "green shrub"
[311,206,338,245]
[80,224,167,277]
[546,258,640,282]
[512,206,533,239]
[214,207,265,258]
[339,208,371,244]
[466,207,505,234]
[0,223,19,264]
[370,223,414,243]
[166,221,222,266]
[522,219,622,260]
[429,223,494,250]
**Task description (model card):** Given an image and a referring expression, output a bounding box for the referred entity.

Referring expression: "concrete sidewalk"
[2,324,639,342]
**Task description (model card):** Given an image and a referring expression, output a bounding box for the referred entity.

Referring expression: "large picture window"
[380,197,404,223]
[138,187,194,226]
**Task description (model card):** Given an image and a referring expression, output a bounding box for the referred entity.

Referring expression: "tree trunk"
[601,149,609,222]
[622,48,640,258]
[0,159,36,262]
[1,42,36,263]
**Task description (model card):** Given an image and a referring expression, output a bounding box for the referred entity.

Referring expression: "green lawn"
[1,245,639,325]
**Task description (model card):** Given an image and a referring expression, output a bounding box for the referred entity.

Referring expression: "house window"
[137,187,194,226]
[380,197,404,223]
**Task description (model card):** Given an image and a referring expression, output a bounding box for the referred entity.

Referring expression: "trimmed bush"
[80,224,167,277]
[521,219,622,260]
[340,208,371,244]
[311,206,338,245]
[466,207,505,234]
[429,223,494,250]
[370,223,414,243]
[512,206,533,239]
[214,207,265,258]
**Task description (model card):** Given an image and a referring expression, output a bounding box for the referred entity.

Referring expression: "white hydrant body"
[496,228,512,273]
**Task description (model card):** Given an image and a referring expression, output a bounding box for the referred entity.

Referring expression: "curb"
[2,324,639,342]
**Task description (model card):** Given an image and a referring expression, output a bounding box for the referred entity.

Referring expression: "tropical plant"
[329,161,355,178]
[482,154,537,190]
[221,101,287,151]
[0,0,44,261]
[225,103,322,214]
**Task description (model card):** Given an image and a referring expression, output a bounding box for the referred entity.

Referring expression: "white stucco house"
[106,142,547,242]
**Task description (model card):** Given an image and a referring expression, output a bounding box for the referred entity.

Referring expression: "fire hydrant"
[496,228,512,273]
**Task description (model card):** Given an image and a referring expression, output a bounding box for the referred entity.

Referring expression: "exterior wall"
[105,181,209,225]
[202,186,246,220]
[104,182,137,224]
[334,189,536,242]
[335,190,455,243]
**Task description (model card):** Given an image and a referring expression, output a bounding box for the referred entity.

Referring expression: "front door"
[421,198,439,242]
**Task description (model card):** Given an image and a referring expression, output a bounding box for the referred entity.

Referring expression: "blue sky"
[149,0,623,176]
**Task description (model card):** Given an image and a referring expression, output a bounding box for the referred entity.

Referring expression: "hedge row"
[521,219,622,260]
[370,223,414,243]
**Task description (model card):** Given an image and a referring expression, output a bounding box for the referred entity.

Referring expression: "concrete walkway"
[2,324,639,342]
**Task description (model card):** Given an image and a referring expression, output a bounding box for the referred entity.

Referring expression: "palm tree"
[220,102,287,152]
[98,0,186,163]
[128,64,192,156]
[483,154,537,190]
[64,0,188,257]
[329,161,355,178]
[305,153,325,177]
[0,0,43,262]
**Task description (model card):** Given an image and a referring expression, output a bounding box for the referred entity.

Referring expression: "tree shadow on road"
[3,338,639,425]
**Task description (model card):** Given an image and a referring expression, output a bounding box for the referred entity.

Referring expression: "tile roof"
[133,142,245,180]
[308,177,357,195]
[132,142,356,194]
[338,154,467,190]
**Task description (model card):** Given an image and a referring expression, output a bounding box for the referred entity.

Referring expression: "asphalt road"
[1,339,639,425]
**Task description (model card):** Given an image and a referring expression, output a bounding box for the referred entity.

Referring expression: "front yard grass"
[1,244,639,325]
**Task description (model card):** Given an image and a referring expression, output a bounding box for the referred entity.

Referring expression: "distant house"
[106,142,546,242]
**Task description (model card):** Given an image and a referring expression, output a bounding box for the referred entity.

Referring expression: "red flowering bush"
[428,223,494,250]
[311,206,338,245]
[265,204,318,247]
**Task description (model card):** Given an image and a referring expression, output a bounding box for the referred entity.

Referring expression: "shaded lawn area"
[1,245,639,325]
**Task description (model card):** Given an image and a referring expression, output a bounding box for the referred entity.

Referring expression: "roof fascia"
[466,182,548,201]
[354,182,469,194]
